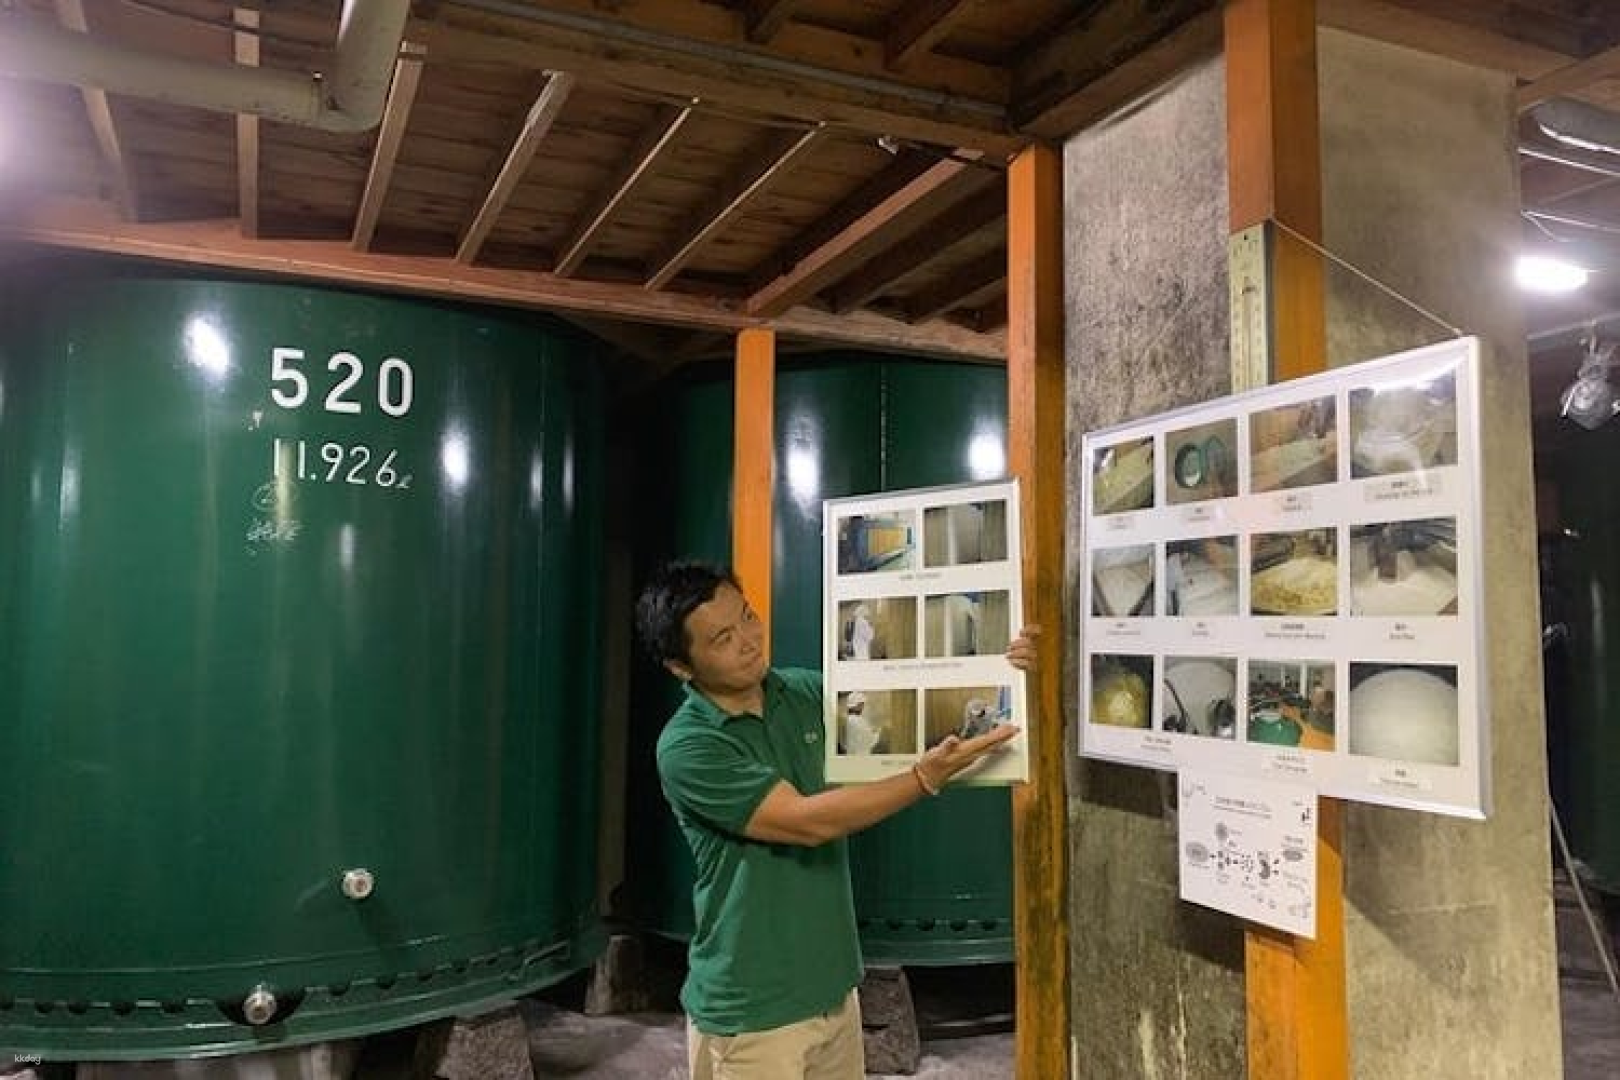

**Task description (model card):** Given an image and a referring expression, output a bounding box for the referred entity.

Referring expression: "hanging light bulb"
[1561,335,1620,430]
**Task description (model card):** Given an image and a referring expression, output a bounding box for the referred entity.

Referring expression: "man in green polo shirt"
[635,561,1033,1080]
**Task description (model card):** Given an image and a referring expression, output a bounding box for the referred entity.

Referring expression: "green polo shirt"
[656,667,863,1035]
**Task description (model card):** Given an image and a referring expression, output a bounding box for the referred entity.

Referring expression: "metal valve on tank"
[341,868,375,901]
[242,984,278,1026]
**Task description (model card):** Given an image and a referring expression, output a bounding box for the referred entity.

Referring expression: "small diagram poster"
[823,479,1028,785]
[1178,768,1318,938]
[1079,337,1488,818]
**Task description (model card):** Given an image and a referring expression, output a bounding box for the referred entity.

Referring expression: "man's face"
[667,582,767,696]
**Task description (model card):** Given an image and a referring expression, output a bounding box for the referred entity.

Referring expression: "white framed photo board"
[823,479,1029,785]
[1079,337,1488,818]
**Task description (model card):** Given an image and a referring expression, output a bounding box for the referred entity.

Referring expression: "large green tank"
[1541,419,1620,892]
[625,355,1014,963]
[0,262,606,1059]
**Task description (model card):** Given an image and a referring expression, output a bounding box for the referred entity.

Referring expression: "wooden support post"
[1007,145,1069,1080]
[1224,3,1348,1079]
[733,327,776,637]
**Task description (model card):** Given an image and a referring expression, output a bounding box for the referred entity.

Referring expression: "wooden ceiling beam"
[455,71,576,265]
[1013,0,1221,138]
[1517,44,1620,112]
[417,8,1021,156]
[352,42,426,251]
[233,8,260,238]
[760,150,935,283]
[13,198,1005,360]
[744,0,806,44]
[826,178,1004,313]
[646,123,825,290]
[887,0,974,70]
[555,100,697,277]
[746,153,983,317]
[1318,0,1576,78]
[56,0,140,221]
[902,247,1005,323]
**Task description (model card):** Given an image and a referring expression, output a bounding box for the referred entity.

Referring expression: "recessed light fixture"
[1516,255,1590,295]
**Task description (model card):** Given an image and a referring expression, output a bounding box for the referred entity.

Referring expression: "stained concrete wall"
[1065,56,1248,1080]
[1320,28,1562,1080]
[1063,29,1560,1080]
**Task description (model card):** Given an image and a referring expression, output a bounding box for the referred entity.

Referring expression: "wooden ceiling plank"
[1012,0,1221,137]
[1517,44,1620,112]
[746,152,983,317]
[902,246,1005,323]
[744,0,806,44]
[55,0,140,220]
[234,8,260,239]
[887,0,975,70]
[646,123,826,290]
[353,42,428,251]
[555,100,697,277]
[1318,0,1576,78]
[455,71,577,265]
[417,15,1021,156]
[826,178,1004,312]
[11,198,1004,359]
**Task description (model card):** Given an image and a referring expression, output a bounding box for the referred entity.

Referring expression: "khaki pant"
[687,990,863,1080]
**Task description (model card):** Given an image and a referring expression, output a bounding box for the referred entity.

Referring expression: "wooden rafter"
[1517,44,1620,112]
[56,0,139,220]
[353,42,427,251]
[744,0,805,44]
[13,198,1005,360]
[746,152,983,317]
[887,0,974,70]
[902,247,1004,323]
[456,71,576,265]
[826,178,1004,313]
[1013,0,1221,137]
[555,100,697,277]
[233,8,259,239]
[646,123,826,290]
[418,7,1020,156]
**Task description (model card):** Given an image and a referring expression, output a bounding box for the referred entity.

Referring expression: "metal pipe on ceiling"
[446,0,1007,123]
[0,0,410,133]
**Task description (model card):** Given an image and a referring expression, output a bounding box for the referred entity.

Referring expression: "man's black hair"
[635,561,740,667]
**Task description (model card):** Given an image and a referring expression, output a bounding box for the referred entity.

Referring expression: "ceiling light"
[1516,255,1589,295]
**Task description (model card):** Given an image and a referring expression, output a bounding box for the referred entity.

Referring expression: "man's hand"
[915,723,1021,792]
[1005,624,1041,671]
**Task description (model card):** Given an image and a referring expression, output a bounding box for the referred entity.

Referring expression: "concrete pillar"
[1319,27,1562,1079]
[1063,31,1561,1079]
[1065,56,1247,1079]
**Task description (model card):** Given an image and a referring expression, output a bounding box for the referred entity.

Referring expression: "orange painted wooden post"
[1224,2,1348,1078]
[1007,145,1070,1080]
[733,327,776,637]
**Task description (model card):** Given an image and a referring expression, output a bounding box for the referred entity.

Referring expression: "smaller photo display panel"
[1348,369,1458,478]
[836,509,918,575]
[1250,396,1338,492]
[825,479,1028,786]
[835,689,919,757]
[1078,337,1487,818]
[835,597,919,661]
[924,499,1010,567]
[1247,660,1337,752]
[1348,518,1458,616]
[1166,536,1239,617]
[1162,657,1239,740]
[1092,544,1157,617]
[1348,663,1459,767]
[1092,436,1155,515]
[1250,529,1339,617]
[1165,419,1239,504]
